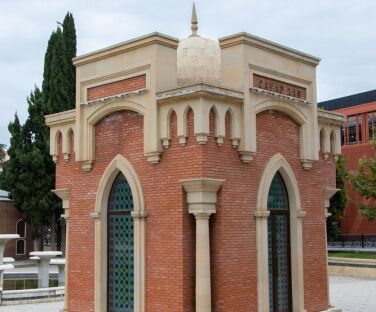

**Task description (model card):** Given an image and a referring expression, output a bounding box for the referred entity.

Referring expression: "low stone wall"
[328,257,376,278]
[0,286,64,305]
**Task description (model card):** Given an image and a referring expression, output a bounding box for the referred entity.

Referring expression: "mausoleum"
[46,6,344,312]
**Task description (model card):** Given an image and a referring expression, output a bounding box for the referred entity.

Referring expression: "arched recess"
[49,129,62,162]
[81,100,145,170]
[62,127,74,161]
[330,128,340,156]
[161,107,176,148]
[91,154,146,312]
[254,100,316,169]
[255,153,306,312]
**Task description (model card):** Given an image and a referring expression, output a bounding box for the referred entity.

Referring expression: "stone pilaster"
[180,177,224,312]
[52,189,70,312]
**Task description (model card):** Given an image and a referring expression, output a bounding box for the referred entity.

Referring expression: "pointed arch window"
[267,172,292,312]
[107,173,134,312]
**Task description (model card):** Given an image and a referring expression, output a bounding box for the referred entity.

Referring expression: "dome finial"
[191,2,198,37]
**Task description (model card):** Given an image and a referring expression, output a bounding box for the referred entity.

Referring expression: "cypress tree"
[63,12,77,108]
[2,12,77,248]
[46,27,70,114]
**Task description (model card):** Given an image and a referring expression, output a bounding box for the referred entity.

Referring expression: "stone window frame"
[91,154,146,312]
[15,219,26,255]
[255,153,306,312]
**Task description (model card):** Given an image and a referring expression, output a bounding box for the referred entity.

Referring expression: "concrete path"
[330,275,376,311]
[0,301,63,311]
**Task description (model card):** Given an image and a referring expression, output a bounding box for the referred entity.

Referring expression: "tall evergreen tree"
[2,12,77,247]
[63,12,77,108]
[45,27,71,114]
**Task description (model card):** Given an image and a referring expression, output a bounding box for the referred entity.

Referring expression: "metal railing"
[328,234,376,248]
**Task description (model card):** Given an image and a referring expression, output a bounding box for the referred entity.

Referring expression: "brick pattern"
[56,108,335,312]
[253,74,307,100]
[87,74,146,102]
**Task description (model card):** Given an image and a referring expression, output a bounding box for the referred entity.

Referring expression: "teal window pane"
[267,172,289,211]
[108,173,134,312]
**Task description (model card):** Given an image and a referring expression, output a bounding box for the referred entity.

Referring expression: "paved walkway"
[0,275,375,311]
[0,301,63,311]
[330,275,376,312]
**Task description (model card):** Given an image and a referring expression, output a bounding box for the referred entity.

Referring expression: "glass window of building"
[368,112,375,141]
[357,115,362,143]
[348,116,356,144]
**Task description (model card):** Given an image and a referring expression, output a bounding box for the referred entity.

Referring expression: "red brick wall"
[341,143,376,234]
[56,109,334,312]
[87,75,146,102]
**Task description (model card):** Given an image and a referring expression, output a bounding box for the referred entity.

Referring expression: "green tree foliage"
[348,139,376,221]
[327,156,347,237]
[0,144,6,165]
[43,27,71,114]
[1,12,77,242]
[63,12,77,107]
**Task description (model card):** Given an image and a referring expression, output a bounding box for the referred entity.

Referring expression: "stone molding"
[93,154,146,312]
[255,153,305,312]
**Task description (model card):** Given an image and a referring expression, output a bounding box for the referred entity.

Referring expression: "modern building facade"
[46,7,342,312]
[320,90,376,235]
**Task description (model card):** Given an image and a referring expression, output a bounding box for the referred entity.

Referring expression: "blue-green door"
[267,172,292,312]
[108,173,134,312]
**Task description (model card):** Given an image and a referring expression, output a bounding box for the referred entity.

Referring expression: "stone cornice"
[157,83,244,104]
[45,110,75,127]
[219,32,320,66]
[73,32,179,66]
[82,88,148,106]
[318,109,345,126]
[250,87,310,105]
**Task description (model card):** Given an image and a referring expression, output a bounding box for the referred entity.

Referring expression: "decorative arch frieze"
[255,153,306,312]
[159,98,242,148]
[46,109,76,163]
[318,109,344,161]
[91,154,146,312]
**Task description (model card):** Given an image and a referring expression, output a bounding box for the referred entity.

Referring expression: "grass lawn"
[328,251,376,260]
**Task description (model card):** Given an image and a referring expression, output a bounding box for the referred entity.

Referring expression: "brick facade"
[87,75,146,102]
[55,109,334,312]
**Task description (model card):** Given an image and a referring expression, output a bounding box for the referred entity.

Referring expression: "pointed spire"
[191,2,199,37]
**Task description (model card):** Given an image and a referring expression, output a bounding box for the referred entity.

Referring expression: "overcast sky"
[1,0,375,146]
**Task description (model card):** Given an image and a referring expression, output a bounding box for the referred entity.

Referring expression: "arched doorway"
[267,172,292,312]
[107,172,134,312]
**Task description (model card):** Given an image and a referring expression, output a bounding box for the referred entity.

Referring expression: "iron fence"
[328,234,376,248]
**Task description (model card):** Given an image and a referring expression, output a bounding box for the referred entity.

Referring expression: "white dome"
[176,4,221,87]
[177,36,221,87]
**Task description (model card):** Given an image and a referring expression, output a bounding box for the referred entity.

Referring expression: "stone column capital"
[180,177,224,215]
[323,187,339,208]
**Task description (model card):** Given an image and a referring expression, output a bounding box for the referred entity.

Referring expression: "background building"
[0,190,33,259]
[320,89,376,234]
